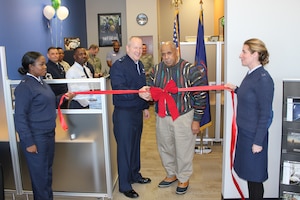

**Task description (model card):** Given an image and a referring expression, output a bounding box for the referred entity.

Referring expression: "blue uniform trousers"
[113,108,143,192]
[21,130,55,200]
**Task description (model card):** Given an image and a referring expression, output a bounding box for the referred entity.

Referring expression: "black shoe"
[135,177,151,184]
[176,185,188,195]
[176,181,189,195]
[123,190,139,198]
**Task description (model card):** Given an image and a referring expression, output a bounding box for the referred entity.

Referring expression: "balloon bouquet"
[43,0,69,21]
[43,0,69,47]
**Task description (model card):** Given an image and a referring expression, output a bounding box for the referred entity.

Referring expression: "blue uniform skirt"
[234,127,268,182]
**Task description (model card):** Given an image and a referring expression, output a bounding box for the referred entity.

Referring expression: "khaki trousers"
[156,110,196,183]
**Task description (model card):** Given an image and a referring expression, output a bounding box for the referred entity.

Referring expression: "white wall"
[125,0,158,64]
[222,0,300,198]
[158,0,215,42]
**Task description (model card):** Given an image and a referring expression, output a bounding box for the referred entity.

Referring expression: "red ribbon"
[57,82,244,199]
[150,80,179,120]
[58,93,68,131]
[229,90,245,200]
[58,84,229,130]
[57,89,141,131]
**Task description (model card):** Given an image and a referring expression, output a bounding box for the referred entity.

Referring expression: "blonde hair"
[88,44,99,50]
[244,38,269,66]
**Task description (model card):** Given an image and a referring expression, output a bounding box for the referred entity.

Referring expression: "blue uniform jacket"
[14,75,57,148]
[110,55,149,111]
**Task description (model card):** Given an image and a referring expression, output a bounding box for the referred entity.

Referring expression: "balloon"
[43,5,55,20]
[52,0,61,10]
[56,6,69,21]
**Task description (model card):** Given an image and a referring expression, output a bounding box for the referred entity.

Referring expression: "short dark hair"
[48,46,57,52]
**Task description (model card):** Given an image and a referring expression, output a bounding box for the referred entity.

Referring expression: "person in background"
[110,36,151,199]
[57,47,71,72]
[139,43,154,83]
[14,51,74,200]
[66,47,94,140]
[106,40,125,68]
[66,47,93,109]
[45,47,68,108]
[225,38,274,200]
[139,41,207,195]
[84,51,95,78]
[87,44,102,78]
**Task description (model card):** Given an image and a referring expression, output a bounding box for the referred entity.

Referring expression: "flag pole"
[172,0,182,8]
[172,0,182,57]
[199,0,203,24]
[193,0,213,154]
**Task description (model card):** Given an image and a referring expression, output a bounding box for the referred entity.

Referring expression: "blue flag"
[195,8,212,131]
[173,9,181,57]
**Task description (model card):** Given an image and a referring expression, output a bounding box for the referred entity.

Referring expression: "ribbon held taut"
[57,81,244,199]
[58,81,229,130]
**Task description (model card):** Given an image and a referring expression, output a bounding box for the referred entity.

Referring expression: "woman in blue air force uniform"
[14,51,73,200]
[225,38,274,200]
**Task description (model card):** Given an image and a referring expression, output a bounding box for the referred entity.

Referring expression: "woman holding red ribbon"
[226,38,274,200]
[14,51,74,200]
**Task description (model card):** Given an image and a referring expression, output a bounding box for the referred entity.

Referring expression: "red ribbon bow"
[150,80,179,120]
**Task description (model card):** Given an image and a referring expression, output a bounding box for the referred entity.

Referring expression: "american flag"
[195,4,212,131]
[173,9,181,57]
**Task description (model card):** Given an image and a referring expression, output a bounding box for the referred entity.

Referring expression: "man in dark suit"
[45,47,68,108]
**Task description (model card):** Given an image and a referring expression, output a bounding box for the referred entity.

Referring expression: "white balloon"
[43,5,55,20]
[56,6,69,21]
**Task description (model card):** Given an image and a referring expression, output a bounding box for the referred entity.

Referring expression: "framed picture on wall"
[98,13,122,47]
[64,37,80,50]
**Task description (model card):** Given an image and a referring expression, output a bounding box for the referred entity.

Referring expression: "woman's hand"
[65,92,76,100]
[26,144,38,154]
[224,83,237,91]
[252,144,263,154]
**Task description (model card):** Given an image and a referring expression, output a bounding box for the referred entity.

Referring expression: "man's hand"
[143,109,150,119]
[139,86,152,101]
[191,121,200,135]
